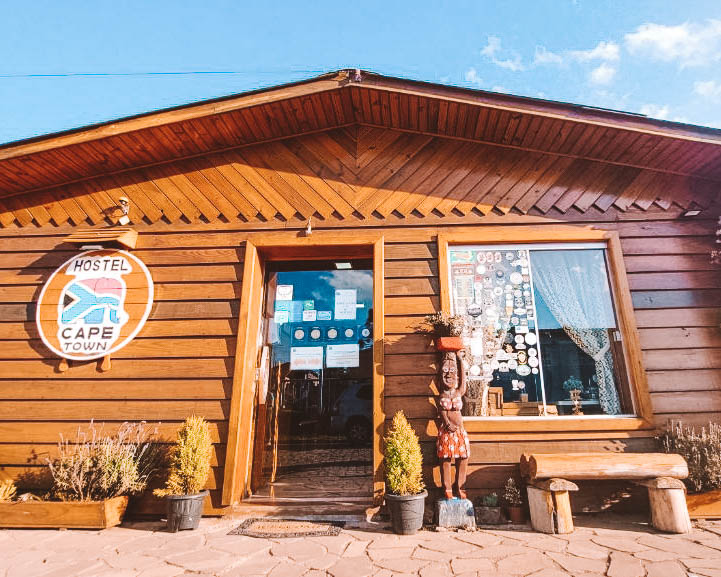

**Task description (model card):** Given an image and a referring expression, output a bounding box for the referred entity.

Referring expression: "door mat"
[228,518,346,538]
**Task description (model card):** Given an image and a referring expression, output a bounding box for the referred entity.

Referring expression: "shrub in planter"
[154,415,212,532]
[0,421,163,529]
[474,492,504,524]
[660,420,721,518]
[48,421,164,502]
[503,477,525,524]
[384,411,427,535]
[661,420,721,493]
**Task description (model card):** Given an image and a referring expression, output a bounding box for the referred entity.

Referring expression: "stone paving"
[2,515,721,577]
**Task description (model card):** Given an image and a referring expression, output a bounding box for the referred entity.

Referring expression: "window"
[443,235,645,422]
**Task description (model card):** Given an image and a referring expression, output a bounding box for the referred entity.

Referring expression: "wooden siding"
[0,127,718,229]
[0,240,242,514]
[1,214,720,502]
[1,126,720,509]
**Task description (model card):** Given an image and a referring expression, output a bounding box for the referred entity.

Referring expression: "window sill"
[462,416,653,433]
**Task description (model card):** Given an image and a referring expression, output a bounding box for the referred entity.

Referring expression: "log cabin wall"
[0,124,720,512]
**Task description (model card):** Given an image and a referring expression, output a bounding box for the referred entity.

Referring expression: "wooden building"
[1,70,720,515]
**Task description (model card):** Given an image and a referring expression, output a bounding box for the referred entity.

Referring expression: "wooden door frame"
[222,232,386,506]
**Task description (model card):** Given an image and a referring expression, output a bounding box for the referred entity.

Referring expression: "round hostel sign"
[36,249,154,361]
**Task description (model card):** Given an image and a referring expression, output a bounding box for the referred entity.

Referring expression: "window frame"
[437,226,654,433]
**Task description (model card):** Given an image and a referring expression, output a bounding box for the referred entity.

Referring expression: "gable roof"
[0,69,719,228]
[1,69,721,198]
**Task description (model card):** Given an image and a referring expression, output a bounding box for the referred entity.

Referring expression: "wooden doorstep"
[0,496,128,529]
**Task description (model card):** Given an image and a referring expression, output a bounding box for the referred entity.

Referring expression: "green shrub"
[155,416,212,497]
[477,492,498,507]
[47,421,163,502]
[384,411,424,496]
[660,420,721,493]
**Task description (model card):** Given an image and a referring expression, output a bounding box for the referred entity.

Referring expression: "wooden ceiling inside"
[0,126,717,228]
[0,70,719,228]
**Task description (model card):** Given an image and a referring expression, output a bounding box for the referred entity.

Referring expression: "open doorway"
[250,259,374,503]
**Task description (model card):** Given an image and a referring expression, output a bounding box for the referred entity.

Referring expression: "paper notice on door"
[326,344,359,368]
[302,309,317,322]
[334,289,357,320]
[290,346,323,370]
[290,301,304,322]
[274,310,289,325]
[276,285,293,301]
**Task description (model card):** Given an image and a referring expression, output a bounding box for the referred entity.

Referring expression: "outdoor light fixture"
[118,196,131,225]
[682,210,701,217]
[335,262,352,269]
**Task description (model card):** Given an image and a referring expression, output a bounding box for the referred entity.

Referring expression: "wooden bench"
[520,452,691,534]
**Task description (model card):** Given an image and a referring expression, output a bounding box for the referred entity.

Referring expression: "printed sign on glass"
[334,289,357,320]
[36,249,154,361]
[290,346,324,370]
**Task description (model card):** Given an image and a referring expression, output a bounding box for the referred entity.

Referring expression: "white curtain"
[531,250,621,415]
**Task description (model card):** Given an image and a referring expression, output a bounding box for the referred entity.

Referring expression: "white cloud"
[694,80,721,98]
[589,63,616,85]
[571,41,620,62]
[464,67,483,87]
[480,36,525,71]
[639,104,671,119]
[533,41,620,67]
[625,20,721,67]
[533,46,564,65]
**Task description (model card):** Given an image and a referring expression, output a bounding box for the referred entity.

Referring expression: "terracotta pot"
[434,337,463,352]
[506,505,525,524]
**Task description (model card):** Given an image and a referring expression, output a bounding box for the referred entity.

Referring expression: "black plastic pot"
[385,490,428,535]
[165,491,208,532]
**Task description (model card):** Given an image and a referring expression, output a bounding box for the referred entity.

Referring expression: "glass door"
[250,259,374,500]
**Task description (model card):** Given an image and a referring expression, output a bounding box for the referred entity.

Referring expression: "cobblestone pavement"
[2,515,721,577]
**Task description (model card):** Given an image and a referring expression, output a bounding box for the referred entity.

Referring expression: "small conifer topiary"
[384,411,424,496]
[155,416,212,497]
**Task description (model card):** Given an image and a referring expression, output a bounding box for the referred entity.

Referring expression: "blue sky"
[2,1,721,145]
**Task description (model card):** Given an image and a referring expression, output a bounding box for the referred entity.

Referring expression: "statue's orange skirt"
[437,425,470,459]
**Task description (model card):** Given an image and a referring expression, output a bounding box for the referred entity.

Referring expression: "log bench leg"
[527,487,555,534]
[635,477,691,534]
[527,478,579,534]
[553,491,574,534]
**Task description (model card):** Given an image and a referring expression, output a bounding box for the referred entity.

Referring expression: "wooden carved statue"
[437,350,470,500]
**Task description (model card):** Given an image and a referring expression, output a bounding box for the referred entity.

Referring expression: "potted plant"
[384,411,427,535]
[503,477,525,523]
[154,415,212,532]
[0,421,163,529]
[474,492,504,524]
[422,312,466,352]
[660,420,721,518]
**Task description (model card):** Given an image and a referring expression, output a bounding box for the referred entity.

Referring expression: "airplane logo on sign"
[60,278,126,325]
[57,270,130,355]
